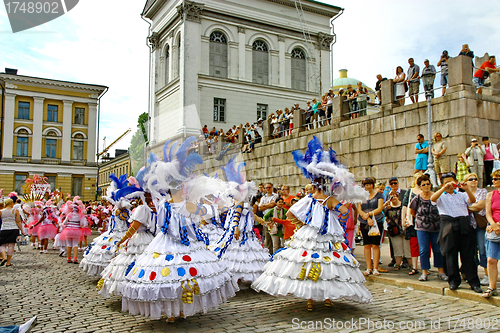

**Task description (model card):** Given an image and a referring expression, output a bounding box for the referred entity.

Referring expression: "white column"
[61,100,73,162]
[87,102,97,164]
[278,36,286,87]
[238,27,246,80]
[270,50,279,86]
[3,93,16,160]
[31,97,44,161]
[245,45,252,82]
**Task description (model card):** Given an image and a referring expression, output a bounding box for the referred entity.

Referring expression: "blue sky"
[1,0,499,153]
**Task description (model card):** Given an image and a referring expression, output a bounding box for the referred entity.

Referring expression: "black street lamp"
[422,72,437,186]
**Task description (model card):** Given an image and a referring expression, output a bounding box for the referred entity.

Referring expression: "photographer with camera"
[465,138,486,187]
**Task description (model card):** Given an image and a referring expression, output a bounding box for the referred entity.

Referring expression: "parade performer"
[59,198,86,264]
[53,207,67,256]
[33,202,58,253]
[121,138,239,322]
[252,136,373,310]
[26,201,43,250]
[98,174,158,298]
[210,156,270,286]
[80,174,133,277]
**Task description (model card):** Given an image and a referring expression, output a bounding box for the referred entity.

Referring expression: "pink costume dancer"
[27,202,43,249]
[36,203,59,253]
[54,209,67,256]
[59,200,86,264]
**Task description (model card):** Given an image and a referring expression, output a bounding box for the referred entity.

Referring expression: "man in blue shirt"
[414,134,429,173]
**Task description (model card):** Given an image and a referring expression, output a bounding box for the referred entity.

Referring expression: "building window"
[209,31,228,78]
[252,40,269,85]
[73,134,84,160]
[257,104,267,121]
[46,175,56,191]
[18,102,30,119]
[213,98,226,122]
[47,104,58,122]
[16,135,28,157]
[176,35,181,78]
[74,108,85,124]
[72,176,83,197]
[291,48,306,91]
[15,174,27,194]
[46,139,57,158]
[164,45,170,85]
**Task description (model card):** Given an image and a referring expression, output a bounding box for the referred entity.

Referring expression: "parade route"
[2,236,500,333]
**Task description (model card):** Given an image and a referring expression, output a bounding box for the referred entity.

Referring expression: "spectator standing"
[318,95,327,127]
[383,191,410,271]
[473,55,499,94]
[311,98,322,129]
[356,82,368,117]
[458,44,474,65]
[483,136,499,186]
[482,169,500,298]
[437,50,449,96]
[263,197,287,254]
[406,58,420,104]
[409,174,447,281]
[0,199,23,266]
[375,74,387,105]
[202,125,209,138]
[394,66,406,106]
[282,108,290,136]
[464,173,489,286]
[280,186,294,210]
[346,84,358,119]
[305,101,312,130]
[432,132,448,182]
[326,89,334,125]
[414,134,429,173]
[402,172,423,275]
[258,183,279,254]
[465,138,486,187]
[431,172,482,292]
[454,153,471,182]
[385,177,408,268]
[421,59,436,97]
[357,177,384,276]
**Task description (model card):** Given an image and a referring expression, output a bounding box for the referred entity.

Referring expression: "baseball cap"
[258,118,263,122]
[471,138,477,142]
[389,177,398,183]
[424,59,429,62]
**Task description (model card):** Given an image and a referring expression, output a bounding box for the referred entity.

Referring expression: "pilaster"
[31,96,45,162]
[238,27,246,80]
[87,102,97,165]
[61,100,73,163]
[3,93,16,160]
[278,35,286,87]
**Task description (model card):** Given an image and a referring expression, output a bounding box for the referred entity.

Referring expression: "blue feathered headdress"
[292,136,339,181]
[221,156,246,185]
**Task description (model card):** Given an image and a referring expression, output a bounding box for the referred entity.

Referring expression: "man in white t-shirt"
[258,183,278,254]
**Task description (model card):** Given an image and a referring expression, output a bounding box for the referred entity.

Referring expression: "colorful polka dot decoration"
[152,252,160,258]
[323,256,331,262]
[189,267,197,276]
[106,247,111,251]
[302,251,308,257]
[334,243,341,250]
[101,245,107,249]
[311,253,320,259]
[165,254,174,261]
[182,255,191,262]
[114,241,118,245]
[138,269,145,278]
[178,267,186,277]
[103,237,108,240]
[333,252,340,258]
[341,243,348,251]
[343,255,349,263]
[132,268,138,275]
[149,271,156,281]
[109,237,113,242]
[353,259,358,265]
[214,247,220,252]
[161,267,170,277]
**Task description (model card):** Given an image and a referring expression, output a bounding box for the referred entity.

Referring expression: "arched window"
[45,131,57,158]
[164,45,170,85]
[209,31,228,78]
[252,40,269,85]
[73,133,84,160]
[291,48,306,91]
[16,129,29,157]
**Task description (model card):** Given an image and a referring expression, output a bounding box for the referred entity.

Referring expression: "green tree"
[129,112,148,176]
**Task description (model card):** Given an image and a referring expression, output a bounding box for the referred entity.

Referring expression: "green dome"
[332,69,374,94]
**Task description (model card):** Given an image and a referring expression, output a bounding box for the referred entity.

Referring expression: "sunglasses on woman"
[467,178,478,181]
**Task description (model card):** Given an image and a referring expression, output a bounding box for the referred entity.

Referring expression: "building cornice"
[267,0,342,16]
[0,74,108,95]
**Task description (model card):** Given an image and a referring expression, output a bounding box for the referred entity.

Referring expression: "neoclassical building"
[141,0,342,148]
[0,70,107,200]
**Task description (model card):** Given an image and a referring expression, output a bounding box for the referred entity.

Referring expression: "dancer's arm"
[116,220,141,248]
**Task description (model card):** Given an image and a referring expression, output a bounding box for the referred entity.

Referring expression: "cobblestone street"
[2,239,500,333]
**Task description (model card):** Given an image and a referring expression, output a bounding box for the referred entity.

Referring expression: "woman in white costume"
[121,138,239,322]
[80,174,133,277]
[252,136,373,310]
[210,156,270,285]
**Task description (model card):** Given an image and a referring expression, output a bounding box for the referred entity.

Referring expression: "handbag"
[387,222,401,237]
[367,222,380,236]
[486,229,500,243]
[473,212,488,229]
[482,70,490,80]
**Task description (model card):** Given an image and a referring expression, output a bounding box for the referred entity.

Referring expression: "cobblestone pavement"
[2,239,500,333]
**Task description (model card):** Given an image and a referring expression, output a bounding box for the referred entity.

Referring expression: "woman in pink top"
[483,169,500,297]
[482,136,499,186]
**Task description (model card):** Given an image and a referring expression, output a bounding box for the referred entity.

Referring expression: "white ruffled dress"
[251,195,372,303]
[80,211,130,277]
[199,205,226,245]
[121,200,238,320]
[210,204,270,284]
[99,205,157,297]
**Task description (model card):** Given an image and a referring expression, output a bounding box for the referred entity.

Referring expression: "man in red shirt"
[473,56,499,94]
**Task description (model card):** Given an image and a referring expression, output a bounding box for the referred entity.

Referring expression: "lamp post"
[422,72,437,186]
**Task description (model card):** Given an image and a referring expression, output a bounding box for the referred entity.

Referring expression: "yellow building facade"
[98,151,131,197]
[0,70,107,201]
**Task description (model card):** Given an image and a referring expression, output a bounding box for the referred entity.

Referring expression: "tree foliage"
[129,112,148,176]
